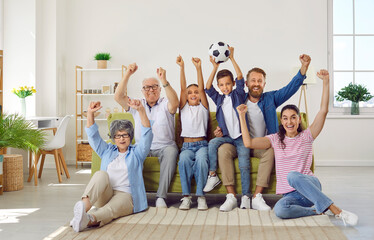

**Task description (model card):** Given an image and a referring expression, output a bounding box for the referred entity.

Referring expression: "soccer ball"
[208,42,230,63]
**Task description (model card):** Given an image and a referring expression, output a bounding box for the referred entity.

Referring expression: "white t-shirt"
[180,103,209,138]
[128,97,176,150]
[107,151,131,193]
[222,95,241,139]
[246,99,266,138]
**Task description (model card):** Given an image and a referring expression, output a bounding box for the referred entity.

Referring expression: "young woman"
[176,55,209,210]
[237,69,358,226]
[70,99,153,232]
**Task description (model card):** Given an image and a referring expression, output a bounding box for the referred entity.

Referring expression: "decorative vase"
[97,60,107,69]
[351,101,359,115]
[20,98,26,116]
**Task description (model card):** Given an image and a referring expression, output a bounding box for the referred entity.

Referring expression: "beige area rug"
[45,207,347,240]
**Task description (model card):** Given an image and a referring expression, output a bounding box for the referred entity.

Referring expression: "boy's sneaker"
[219,193,237,212]
[197,196,208,211]
[156,198,167,208]
[203,175,221,192]
[240,195,251,209]
[70,201,90,232]
[179,196,192,210]
[251,193,271,211]
[335,209,358,226]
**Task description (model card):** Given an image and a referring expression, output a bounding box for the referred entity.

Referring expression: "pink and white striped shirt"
[266,128,314,195]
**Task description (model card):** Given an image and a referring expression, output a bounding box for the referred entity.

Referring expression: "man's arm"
[229,46,243,80]
[273,54,311,107]
[114,63,138,111]
[157,67,179,114]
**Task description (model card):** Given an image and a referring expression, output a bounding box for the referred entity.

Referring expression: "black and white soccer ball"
[208,42,230,63]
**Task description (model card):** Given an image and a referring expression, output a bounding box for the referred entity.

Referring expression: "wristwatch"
[163,82,170,88]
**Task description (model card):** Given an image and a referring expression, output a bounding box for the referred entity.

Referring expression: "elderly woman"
[70,100,153,232]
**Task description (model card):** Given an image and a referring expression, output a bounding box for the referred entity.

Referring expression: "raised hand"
[192,57,201,68]
[87,101,102,113]
[128,98,144,111]
[157,67,167,81]
[126,63,138,75]
[229,46,234,59]
[209,56,220,68]
[176,55,184,67]
[236,104,248,116]
[316,69,329,82]
[299,54,311,67]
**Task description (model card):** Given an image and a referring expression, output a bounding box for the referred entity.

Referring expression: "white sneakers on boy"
[179,196,192,210]
[203,175,221,192]
[240,195,251,209]
[70,201,90,232]
[251,193,271,211]
[156,197,167,208]
[219,193,238,212]
[335,209,358,226]
[197,197,208,211]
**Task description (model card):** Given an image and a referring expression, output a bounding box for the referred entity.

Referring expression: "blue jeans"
[208,136,251,196]
[178,140,209,196]
[274,171,333,219]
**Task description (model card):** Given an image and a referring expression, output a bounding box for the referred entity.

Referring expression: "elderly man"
[214,54,311,212]
[115,63,179,208]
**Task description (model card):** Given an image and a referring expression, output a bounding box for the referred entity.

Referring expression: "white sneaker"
[240,195,251,209]
[70,201,90,232]
[203,175,221,192]
[197,196,208,211]
[335,209,358,226]
[251,193,271,211]
[219,193,237,212]
[179,196,192,210]
[155,198,167,208]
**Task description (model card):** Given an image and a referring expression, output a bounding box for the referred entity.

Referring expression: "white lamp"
[290,66,316,126]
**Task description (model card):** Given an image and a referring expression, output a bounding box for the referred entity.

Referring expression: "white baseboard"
[315,159,374,167]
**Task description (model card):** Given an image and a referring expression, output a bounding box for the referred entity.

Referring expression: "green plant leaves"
[0,113,46,153]
[335,83,373,102]
[94,52,111,61]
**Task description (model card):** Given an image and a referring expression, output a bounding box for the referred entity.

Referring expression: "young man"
[114,63,179,208]
[215,54,311,211]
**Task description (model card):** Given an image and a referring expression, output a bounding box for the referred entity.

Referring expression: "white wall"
[4,0,374,166]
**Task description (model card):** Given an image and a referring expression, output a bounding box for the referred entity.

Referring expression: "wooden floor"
[0,166,373,240]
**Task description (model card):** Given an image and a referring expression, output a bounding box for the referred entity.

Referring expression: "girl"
[176,55,209,210]
[237,69,358,226]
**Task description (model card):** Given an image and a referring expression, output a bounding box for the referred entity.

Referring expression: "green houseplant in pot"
[335,83,373,115]
[94,52,112,69]
[0,113,46,176]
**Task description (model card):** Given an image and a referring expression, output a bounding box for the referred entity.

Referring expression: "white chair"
[28,115,72,183]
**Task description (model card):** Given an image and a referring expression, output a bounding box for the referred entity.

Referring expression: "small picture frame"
[102,85,110,94]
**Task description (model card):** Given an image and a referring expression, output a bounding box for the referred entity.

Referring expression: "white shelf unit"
[75,65,126,168]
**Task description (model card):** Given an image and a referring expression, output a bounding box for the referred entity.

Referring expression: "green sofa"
[91,112,310,195]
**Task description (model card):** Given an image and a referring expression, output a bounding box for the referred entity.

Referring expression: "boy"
[204,46,251,211]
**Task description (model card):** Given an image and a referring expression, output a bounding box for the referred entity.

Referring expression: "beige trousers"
[217,143,274,188]
[83,171,134,226]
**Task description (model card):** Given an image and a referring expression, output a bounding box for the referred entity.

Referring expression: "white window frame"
[328,0,374,115]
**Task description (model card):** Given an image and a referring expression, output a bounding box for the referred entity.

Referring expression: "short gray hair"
[109,120,134,143]
[142,77,160,86]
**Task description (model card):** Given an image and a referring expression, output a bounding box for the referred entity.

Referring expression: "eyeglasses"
[113,133,130,139]
[142,84,159,91]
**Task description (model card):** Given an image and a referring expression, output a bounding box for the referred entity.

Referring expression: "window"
[329,0,374,111]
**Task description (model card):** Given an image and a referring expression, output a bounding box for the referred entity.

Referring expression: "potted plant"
[94,52,112,69]
[335,83,373,115]
[0,113,46,166]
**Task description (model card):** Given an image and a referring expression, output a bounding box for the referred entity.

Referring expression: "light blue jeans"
[208,136,251,196]
[274,171,334,219]
[178,140,209,196]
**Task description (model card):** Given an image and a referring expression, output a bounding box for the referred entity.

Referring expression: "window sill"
[327,113,374,119]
